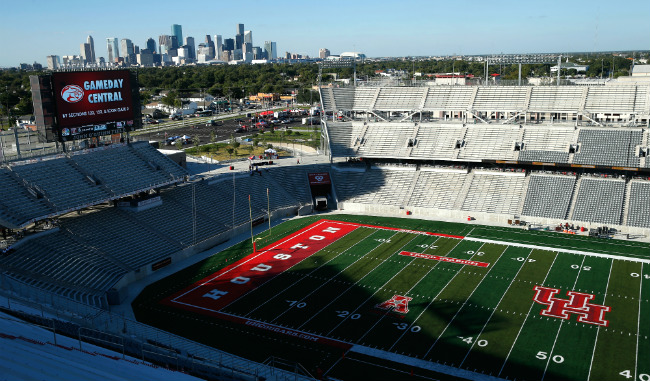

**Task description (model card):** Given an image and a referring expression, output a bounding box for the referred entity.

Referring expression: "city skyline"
[2,0,649,68]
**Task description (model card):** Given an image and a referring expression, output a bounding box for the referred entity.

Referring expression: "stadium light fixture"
[318,59,357,88]
[486,54,561,86]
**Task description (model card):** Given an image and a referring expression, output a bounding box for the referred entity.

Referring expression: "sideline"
[464,236,650,264]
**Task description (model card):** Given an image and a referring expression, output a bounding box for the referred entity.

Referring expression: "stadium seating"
[458,125,522,160]
[0,229,126,307]
[522,174,576,219]
[322,85,650,118]
[374,87,425,111]
[422,87,475,111]
[460,172,527,214]
[0,167,53,226]
[266,164,331,205]
[584,86,637,114]
[356,123,415,158]
[572,129,642,167]
[330,167,367,202]
[324,121,647,169]
[528,86,584,113]
[571,177,625,225]
[325,122,361,157]
[11,157,111,213]
[472,87,528,112]
[410,124,464,160]
[625,180,650,228]
[0,142,188,229]
[518,126,575,163]
[408,169,469,209]
[345,167,416,206]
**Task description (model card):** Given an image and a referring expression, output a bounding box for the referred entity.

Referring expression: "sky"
[2,0,649,68]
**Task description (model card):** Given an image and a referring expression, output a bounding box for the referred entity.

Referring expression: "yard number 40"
[619,370,650,381]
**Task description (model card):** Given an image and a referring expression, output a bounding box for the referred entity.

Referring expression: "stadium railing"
[0,273,313,381]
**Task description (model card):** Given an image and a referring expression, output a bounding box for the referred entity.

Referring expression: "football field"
[146,217,650,381]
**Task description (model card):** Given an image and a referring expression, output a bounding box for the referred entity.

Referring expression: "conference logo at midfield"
[60,84,84,103]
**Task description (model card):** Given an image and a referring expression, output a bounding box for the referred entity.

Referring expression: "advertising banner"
[308,172,331,185]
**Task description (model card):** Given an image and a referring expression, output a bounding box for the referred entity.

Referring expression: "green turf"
[132,214,650,381]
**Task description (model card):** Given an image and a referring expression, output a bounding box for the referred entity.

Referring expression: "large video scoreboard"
[30,70,142,142]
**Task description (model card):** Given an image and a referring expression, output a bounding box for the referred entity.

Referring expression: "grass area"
[184,141,289,161]
[253,128,321,149]
[133,214,650,381]
[184,128,320,160]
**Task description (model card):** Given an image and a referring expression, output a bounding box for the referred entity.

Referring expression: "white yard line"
[355,236,446,344]
[388,241,485,352]
[324,235,421,336]
[585,258,614,381]
[498,251,559,376]
[244,228,378,319]
[272,230,398,324]
[465,236,650,264]
[296,232,416,330]
[468,226,645,253]
[423,245,508,359]
[173,220,330,302]
[540,255,589,381]
[459,247,535,367]
[634,263,644,381]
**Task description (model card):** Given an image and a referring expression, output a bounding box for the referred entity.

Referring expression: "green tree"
[161,91,181,109]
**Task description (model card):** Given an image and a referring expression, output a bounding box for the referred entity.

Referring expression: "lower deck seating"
[408,171,468,209]
[461,173,526,214]
[626,181,650,228]
[521,174,576,219]
[571,178,625,225]
[346,168,415,205]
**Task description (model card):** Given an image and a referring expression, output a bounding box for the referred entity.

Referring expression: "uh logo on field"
[375,295,413,314]
[532,286,611,327]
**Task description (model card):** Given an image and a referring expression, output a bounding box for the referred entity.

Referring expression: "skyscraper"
[121,38,134,64]
[80,43,92,64]
[185,37,195,60]
[214,35,223,58]
[171,24,183,47]
[244,30,253,46]
[264,41,277,60]
[319,48,330,59]
[235,23,244,50]
[106,37,119,63]
[146,38,156,53]
[46,55,60,70]
[159,35,178,55]
[223,38,234,52]
[87,35,96,63]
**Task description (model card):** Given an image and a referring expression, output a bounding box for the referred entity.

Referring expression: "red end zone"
[164,220,358,312]
[161,219,466,348]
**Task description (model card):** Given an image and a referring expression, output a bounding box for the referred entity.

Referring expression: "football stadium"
[1,70,649,380]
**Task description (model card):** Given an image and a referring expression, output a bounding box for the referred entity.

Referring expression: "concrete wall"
[339,202,650,240]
